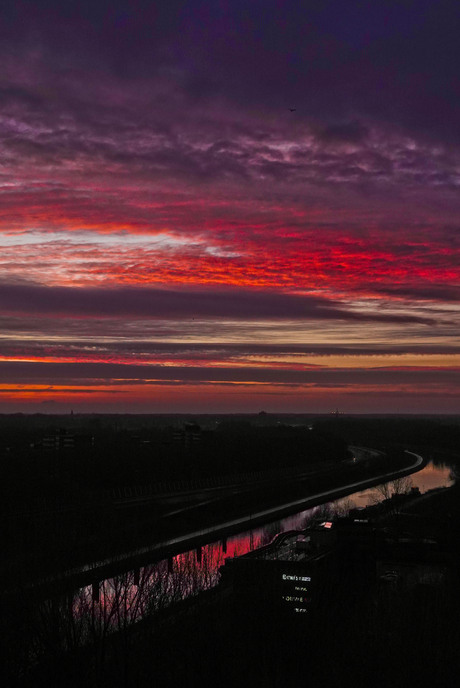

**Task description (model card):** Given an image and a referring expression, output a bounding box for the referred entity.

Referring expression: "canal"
[71,458,453,632]
[4,456,454,687]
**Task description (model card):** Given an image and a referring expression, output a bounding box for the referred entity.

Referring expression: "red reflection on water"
[73,461,453,635]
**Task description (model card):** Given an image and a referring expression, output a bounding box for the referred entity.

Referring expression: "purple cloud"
[0,283,437,324]
[1,360,460,388]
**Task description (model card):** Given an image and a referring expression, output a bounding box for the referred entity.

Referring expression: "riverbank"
[18,457,459,688]
[107,469,460,688]
[2,447,423,599]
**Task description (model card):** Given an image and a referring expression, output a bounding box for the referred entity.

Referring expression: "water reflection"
[333,459,453,512]
[140,463,450,569]
[88,462,451,593]
[30,461,455,665]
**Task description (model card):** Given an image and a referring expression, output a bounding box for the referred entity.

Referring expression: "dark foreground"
[5,480,460,688]
[2,415,460,687]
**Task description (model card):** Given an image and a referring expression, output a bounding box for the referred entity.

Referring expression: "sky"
[1,0,460,414]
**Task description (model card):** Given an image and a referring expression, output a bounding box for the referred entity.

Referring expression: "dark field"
[1,414,459,687]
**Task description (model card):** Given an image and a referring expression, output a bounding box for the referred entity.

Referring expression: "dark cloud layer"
[2,1,460,143]
[1,360,460,388]
[3,340,460,360]
[372,284,460,302]
[0,283,435,325]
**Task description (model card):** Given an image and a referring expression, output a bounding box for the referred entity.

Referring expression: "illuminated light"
[320,521,333,529]
[3,218,460,294]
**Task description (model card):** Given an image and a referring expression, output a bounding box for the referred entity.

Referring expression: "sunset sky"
[1,0,460,413]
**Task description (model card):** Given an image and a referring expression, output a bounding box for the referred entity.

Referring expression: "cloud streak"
[2,360,460,388]
[0,283,439,324]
